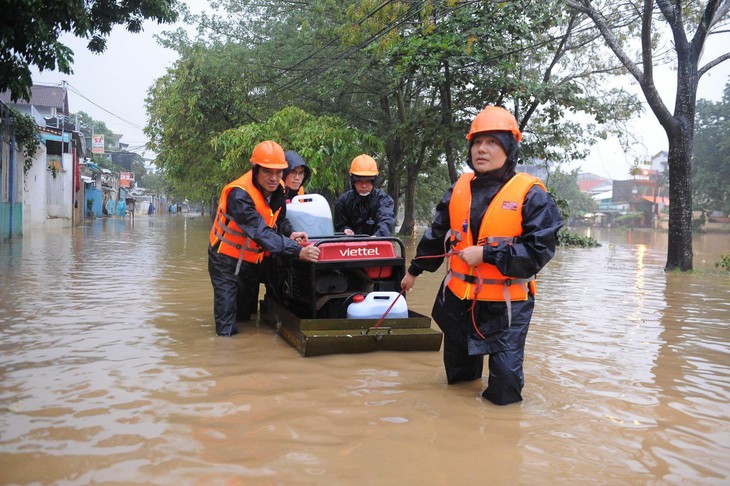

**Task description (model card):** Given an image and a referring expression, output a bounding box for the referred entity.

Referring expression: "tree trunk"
[398,162,420,235]
[380,96,404,219]
[439,61,458,184]
[665,131,694,271]
[664,50,698,271]
[562,0,729,271]
[398,142,427,235]
[662,22,700,271]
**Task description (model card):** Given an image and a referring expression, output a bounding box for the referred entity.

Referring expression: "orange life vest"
[209,171,282,273]
[447,172,546,302]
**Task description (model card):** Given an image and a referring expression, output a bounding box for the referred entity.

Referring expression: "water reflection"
[0,218,728,484]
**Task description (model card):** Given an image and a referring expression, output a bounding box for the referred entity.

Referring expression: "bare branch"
[521,14,578,129]
[641,0,654,84]
[698,51,730,78]
[565,0,644,82]
[706,0,730,32]
[565,0,675,130]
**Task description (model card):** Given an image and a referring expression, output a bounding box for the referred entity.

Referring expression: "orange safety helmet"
[466,106,522,142]
[250,140,287,169]
[349,154,379,176]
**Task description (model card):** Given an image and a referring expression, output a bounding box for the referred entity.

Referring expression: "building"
[0,101,27,239]
[577,172,613,197]
[611,152,669,227]
[0,85,86,234]
[0,84,69,120]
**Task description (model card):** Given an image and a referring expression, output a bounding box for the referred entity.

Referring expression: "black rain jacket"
[225,179,300,258]
[408,168,563,355]
[283,150,312,201]
[334,187,395,236]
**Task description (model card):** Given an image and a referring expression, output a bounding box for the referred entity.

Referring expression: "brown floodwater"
[1,216,728,485]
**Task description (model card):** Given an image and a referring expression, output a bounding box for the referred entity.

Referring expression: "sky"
[30,2,730,180]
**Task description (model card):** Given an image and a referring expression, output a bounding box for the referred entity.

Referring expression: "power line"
[61,81,147,132]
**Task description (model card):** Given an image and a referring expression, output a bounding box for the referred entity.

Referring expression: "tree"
[0,0,179,101]
[150,0,640,233]
[8,107,41,174]
[211,106,381,198]
[73,110,118,170]
[693,82,730,217]
[548,167,597,219]
[138,171,170,197]
[565,0,730,271]
[291,0,639,233]
[145,42,260,203]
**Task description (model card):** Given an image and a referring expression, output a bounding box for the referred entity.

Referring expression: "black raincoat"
[283,150,311,201]
[408,162,563,404]
[208,173,301,336]
[334,186,395,236]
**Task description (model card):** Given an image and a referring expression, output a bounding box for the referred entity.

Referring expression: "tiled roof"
[640,195,670,205]
[0,85,69,113]
[578,179,611,192]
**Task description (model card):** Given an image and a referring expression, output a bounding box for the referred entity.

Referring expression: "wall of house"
[0,127,25,239]
[23,143,49,230]
[85,186,103,218]
[44,151,73,225]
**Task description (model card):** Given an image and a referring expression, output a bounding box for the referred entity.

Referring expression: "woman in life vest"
[208,140,320,337]
[282,150,312,202]
[400,106,563,405]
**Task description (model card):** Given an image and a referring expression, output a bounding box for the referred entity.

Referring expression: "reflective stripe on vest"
[209,171,281,273]
[447,172,545,302]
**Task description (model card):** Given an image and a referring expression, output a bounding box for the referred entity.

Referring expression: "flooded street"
[1,216,728,485]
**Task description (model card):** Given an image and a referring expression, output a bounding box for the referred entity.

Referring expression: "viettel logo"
[339,247,380,257]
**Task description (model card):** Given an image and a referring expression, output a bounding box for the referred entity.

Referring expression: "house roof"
[592,190,613,201]
[641,195,670,205]
[0,85,69,113]
[578,179,611,193]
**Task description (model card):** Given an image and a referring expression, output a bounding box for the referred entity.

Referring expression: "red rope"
[412,250,487,339]
[370,252,459,330]
[470,267,486,339]
[373,288,407,329]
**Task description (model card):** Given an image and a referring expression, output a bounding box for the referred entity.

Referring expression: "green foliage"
[614,212,643,227]
[414,163,451,224]
[212,106,381,196]
[139,172,168,196]
[547,168,597,219]
[0,0,180,101]
[557,230,602,247]
[150,0,641,210]
[692,212,706,233]
[716,255,730,271]
[693,82,730,216]
[8,107,40,174]
[74,111,116,150]
[145,42,268,200]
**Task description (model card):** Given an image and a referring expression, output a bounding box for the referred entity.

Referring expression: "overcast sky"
[30,2,730,180]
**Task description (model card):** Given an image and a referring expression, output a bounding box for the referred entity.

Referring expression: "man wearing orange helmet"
[400,106,563,405]
[208,140,320,336]
[334,154,395,236]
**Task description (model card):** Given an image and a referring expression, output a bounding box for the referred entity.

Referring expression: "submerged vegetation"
[716,255,730,271]
[557,230,601,248]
